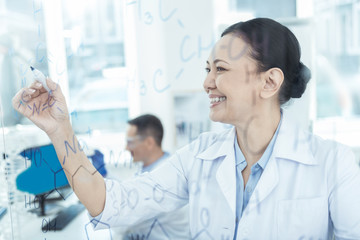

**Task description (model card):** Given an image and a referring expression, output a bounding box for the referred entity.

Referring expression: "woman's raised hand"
[12,78,71,137]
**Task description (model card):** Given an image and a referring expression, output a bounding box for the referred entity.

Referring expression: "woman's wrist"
[47,121,74,143]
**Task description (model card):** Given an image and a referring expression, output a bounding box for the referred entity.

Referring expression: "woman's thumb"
[46,78,62,98]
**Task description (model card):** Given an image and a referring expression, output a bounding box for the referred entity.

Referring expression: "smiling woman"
[12,18,360,239]
[204,18,311,124]
[203,18,312,160]
[222,19,311,103]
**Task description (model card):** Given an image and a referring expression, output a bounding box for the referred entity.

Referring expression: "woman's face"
[203,34,263,125]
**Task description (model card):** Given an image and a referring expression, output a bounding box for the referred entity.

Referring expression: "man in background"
[123,114,190,239]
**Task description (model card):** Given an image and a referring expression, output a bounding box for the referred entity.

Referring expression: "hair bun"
[290,62,311,98]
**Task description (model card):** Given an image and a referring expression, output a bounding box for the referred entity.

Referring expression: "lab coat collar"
[245,110,317,216]
[194,110,316,217]
[195,110,316,165]
[196,127,235,161]
[273,110,317,165]
[196,128,237,216]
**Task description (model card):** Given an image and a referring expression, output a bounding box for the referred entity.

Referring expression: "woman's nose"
[203,72,216,93]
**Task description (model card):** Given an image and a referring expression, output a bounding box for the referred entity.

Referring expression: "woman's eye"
[205,67,210,73]
[217,67,226,72]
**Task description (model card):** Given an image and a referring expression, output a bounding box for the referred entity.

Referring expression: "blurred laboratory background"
[1,0,360,239]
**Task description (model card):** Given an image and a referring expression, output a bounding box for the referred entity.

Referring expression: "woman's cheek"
[214,77,221,87]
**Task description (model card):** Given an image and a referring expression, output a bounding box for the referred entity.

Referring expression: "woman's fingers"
[29,80,43,89]
[46,78,62,99]
[29,80,48,94]
[22,87,44,101]
[45,78,67,107]
[24,88,36,95]
[21,79,58,103]
[19,89,35,103]
[46,77,57,90]
[12,86,42,110]
[12,88,29,111]
[29,78,60,97]
[12,78,66,116]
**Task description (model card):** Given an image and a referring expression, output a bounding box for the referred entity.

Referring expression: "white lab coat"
[94,111,360,239]
[122,154,190,239]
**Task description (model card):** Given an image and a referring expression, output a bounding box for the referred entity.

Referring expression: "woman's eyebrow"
[214,59,229,64]
[206,59,229,65]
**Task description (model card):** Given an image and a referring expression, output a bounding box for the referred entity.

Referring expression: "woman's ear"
[260,67,284,99]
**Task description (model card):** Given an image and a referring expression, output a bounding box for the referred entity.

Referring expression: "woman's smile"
[209,94,227,108]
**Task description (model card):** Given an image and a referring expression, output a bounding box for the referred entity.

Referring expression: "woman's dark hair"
[221,18,311,105]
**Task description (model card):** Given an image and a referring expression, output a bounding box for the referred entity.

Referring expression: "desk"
[20,212,121,240]
[16,194,125,240]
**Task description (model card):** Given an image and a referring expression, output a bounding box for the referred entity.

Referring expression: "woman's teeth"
[210,97,226,104]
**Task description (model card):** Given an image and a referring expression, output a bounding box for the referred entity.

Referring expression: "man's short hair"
[127,114,164,147]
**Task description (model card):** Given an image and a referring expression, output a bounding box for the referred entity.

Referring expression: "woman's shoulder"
[309,132,353,157]
[304,131,358,170]
[176,127,235,158]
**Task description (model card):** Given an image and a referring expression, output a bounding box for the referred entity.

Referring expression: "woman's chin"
[209,112,225,123]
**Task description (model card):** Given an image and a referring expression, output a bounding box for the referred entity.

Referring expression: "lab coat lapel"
[274,110,317,165]
[196,128,237,216]
[247,110,317,212]
[247,154,279,213]
[216,143,237,216]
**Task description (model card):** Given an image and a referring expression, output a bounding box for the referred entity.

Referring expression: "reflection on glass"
[315,0,360,118]
[0,0,48,126]
[228,0,296,18]
[61,0,128,133]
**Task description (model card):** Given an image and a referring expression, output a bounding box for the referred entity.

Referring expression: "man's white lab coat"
[93,111,360,239]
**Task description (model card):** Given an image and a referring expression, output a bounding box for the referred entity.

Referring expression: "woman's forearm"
[12,79,106,217]
[48,124,106,217]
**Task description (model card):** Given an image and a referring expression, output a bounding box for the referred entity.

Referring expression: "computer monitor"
[16,144,106,230]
